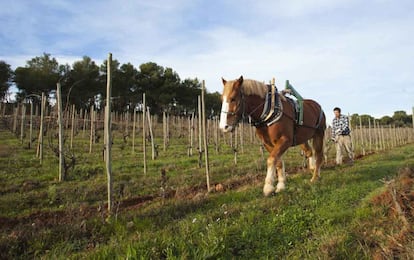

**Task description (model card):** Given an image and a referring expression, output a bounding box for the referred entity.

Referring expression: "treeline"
[350,112,412,128]
[0,53,221,115]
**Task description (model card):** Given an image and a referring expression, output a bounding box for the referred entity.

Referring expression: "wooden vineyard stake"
[125,110,129,137]
[70,104,75,149]
[104,53,113,214]
[20,103,26,144]
[82,108,87,138]
[29,101,33,149]
[89,106,94,154]
[190,113,194,156]
[132,107,136,153]
[197,95,202,168]
[187,115,192,156]
[233,130,238,165]
[57,82,65,181]
[143,93,147,175]
[214,116,219,154]
[147,107,155,160]
[37,93,45,164]
[201,80,211,192]
[12,105,18,134]
[239,121,244,154]
[163,111,167,152]
[368,118,372,153]
[359,116,365,156]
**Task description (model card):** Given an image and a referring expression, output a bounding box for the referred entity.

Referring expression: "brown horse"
[219,76,326,196]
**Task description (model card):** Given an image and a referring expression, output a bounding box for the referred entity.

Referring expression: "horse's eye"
[230,98,235,103]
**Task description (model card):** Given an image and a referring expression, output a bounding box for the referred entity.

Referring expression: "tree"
[392,110,410,126]
[204,91,222,118]
[158,67,181,112]
[350,114,375,128]
[100,60,139,112]
[350,114,359,128]
[379,115,393,125]
[176,78,202,114]
[0,61,13,101]
[117,63,139,111]
[136,62,180,114]
[10,55,222,116]
[14,53,61,102]
[64,56,101,110]
[360,114,374,126]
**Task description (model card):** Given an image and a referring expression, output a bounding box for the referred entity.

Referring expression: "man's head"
[333,107,341,118]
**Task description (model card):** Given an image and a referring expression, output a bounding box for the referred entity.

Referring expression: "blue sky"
[1,0,413,123]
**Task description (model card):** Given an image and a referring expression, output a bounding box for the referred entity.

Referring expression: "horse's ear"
[238,76,244,85]
[222,77,227,85]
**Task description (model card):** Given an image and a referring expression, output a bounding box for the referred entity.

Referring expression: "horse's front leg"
[263,156,277,196]
[263,139,290,197]
[263,156,286,196]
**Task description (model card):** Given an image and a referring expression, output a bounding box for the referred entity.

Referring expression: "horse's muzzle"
[221,124,235,133]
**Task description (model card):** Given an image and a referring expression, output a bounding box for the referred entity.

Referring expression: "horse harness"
[250,84,283,127]
[247,83,324,146]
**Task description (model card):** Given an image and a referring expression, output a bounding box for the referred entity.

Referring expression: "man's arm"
[331,120,337,141]
[340,115,350,134]
[342,115,350,129]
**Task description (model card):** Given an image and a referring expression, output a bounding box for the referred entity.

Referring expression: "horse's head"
[219,76,244,133]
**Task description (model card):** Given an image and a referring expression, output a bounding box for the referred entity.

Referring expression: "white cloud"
[1,0,413,118]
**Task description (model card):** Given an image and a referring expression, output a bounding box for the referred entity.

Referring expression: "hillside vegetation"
[0,126,413,259]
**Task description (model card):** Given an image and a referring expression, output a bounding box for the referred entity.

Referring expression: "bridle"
[221,88,245,129]
[223,86,267,128]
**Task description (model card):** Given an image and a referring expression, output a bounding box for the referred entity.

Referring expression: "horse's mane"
[225,78,284,100]
[241,79,268,98]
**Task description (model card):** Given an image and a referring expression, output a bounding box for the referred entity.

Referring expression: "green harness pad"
[285,80,304,125]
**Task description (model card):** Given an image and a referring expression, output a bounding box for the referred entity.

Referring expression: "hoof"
[310,177,319,183]
[276,182,285,193]
[263,184,275,197]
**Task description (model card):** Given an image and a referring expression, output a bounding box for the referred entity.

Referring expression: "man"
[332,107,354,165]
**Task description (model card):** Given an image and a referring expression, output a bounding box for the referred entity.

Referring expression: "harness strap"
[251,84,283,127]
[263,83,276,122]
[258,85,271,121]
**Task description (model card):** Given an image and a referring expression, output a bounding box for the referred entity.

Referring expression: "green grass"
[0,125,413,259]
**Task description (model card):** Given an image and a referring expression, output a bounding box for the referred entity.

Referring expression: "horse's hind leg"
[275,159,286,193]
[300,141,315,171]
[311,130,324,182]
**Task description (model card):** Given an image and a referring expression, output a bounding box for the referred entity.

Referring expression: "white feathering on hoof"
[275,160,286,193]
[308,156,316,171]
[263,184,275,196]
[263,157,276,197]
[276,182,285,192]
